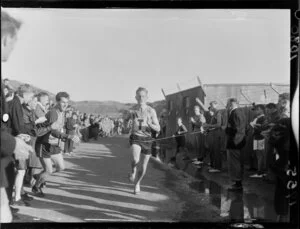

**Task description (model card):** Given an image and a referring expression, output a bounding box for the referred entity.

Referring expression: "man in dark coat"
[225,98,246,191]
[1,10,33,222]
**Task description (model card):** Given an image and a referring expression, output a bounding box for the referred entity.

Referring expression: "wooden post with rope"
[270,83,280,95]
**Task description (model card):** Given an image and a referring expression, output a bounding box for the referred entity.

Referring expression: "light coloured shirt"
[131,105,160,137]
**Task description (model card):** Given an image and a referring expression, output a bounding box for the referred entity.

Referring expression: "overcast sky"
[2,8,290,103]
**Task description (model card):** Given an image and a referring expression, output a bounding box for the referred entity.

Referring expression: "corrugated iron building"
[163,82,290,165]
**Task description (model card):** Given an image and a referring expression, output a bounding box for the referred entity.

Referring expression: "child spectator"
[170,117,188,164]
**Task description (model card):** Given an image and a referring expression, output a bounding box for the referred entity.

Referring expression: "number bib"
[131,106,153,137]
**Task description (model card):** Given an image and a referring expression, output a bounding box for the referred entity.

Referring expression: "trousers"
[227,149,244,182]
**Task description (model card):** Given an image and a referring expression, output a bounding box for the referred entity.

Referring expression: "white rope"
[136,128,216,143]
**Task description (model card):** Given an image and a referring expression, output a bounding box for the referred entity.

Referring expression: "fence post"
[161,88,166,99]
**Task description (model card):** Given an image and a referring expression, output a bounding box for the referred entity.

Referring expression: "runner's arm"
[148,109,160,133]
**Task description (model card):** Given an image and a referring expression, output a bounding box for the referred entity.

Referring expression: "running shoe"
[32,186,45,198]
[21,193,34,201]
[10,207,19,214]
[11,199,30,207]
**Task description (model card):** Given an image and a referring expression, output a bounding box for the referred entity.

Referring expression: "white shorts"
[253,139,265,151]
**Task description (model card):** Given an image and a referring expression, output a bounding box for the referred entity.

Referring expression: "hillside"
[7,80,166,117]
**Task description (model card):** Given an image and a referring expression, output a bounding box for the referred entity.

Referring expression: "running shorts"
[129,134,153,155]
[41,143,61,158]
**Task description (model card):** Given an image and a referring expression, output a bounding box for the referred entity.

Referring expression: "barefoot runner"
[128,87,160,194]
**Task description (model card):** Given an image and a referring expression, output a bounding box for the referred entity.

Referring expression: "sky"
[2,8,290,103]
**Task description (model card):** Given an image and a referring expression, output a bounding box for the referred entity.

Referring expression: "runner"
[32,92,80,197]
[128,87,160,195]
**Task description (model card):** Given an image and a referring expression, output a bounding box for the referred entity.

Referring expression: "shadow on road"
[21,136,177,222]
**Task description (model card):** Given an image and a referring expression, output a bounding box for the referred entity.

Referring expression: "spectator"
[22,95,52,186]
[1,10,33,223]
[190,105,206,168]
[4,86,15,102]
[261,103,280,183]
[269,93,291,222]
[170,117,188,164]
[225,98,246,191]
[204,104,223,173]
[8,84,35,207]
[249,104,267,178]
[64,112,78,156]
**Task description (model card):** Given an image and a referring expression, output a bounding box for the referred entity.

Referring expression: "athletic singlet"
[130,105,157,137]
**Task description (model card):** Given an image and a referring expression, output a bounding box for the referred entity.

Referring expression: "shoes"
[21,193,34,201]
[128,172,136,183]
[11,199,30,207]
[32,186,45,198]
[192,160,204,165]
[249,174,265,178]
[208,169,221,173]
[134,184,140,195]
[10,207,19,214]
[228,183,243,192]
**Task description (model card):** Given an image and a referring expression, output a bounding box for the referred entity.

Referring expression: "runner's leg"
[51,153,65,172]
[129,144,141,182]
[134,153,151,193]
[34,158,52,189]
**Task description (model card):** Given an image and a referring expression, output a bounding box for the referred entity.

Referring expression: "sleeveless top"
[131,105,156,137]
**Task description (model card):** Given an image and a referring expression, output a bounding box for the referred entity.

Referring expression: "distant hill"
[7,79,166,118]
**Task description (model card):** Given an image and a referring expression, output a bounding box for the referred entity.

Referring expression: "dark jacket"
[0,85,16,188]
[22,104,52,138]
[65,117,76,135]
[252,115,266,140]
[225,108,246,149]
[7,95,26,136]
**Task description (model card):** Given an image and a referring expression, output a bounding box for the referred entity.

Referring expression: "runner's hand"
[190,117,195,123]
[13,137,32,160]
[69,135,80,143]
